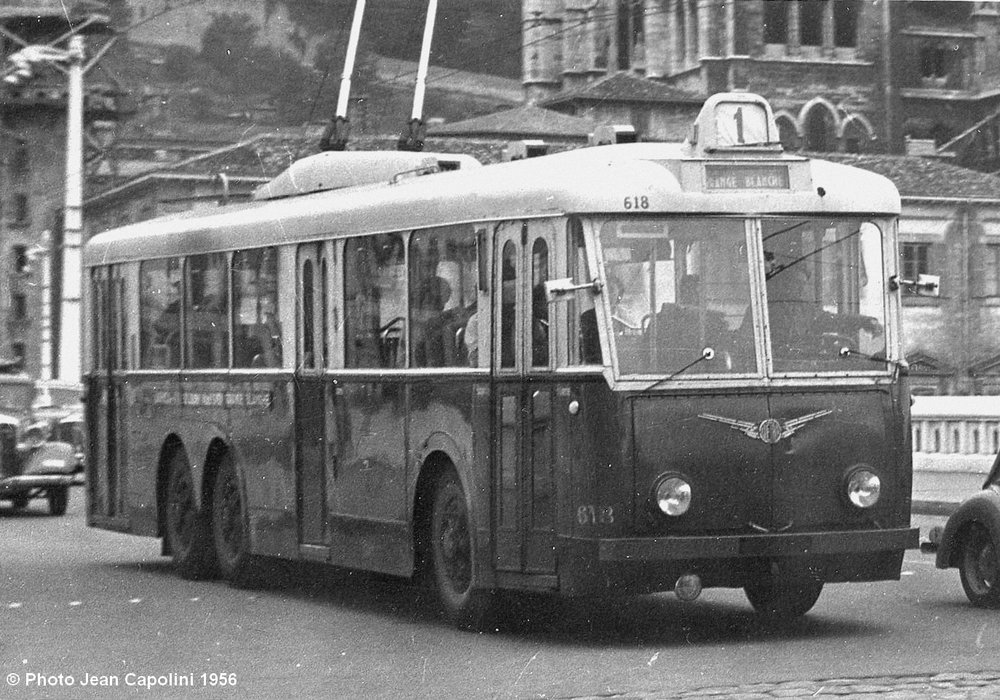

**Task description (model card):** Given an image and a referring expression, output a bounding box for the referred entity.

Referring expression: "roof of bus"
[84,142,901,266]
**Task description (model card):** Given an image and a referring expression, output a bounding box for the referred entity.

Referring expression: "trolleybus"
[84,93,919,627]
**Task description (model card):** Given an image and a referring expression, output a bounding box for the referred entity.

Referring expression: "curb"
[911,500,959,517]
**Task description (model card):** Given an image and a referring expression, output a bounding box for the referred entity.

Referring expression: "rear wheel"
[164,449,216,579]
[430,470,492,629]
[745,574,823,619]
[11,495,28,510]
[212,455,258,587]
[959,522,1000,608]
[47,485,68,516]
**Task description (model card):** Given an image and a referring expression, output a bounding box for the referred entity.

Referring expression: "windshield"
[600,218,754,376]
[597,216,887,378]
[764,218,885,373]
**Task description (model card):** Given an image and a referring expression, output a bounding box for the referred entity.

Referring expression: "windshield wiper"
[838,346,904,370]
[644,347,716,391]
[766,228,862,280]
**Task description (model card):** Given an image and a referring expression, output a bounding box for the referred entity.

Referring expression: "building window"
[12,194,28,226]
[11,342,24,370]
[834,0,858,48]
[800,0,825,47]
[11,245,28,274]
[764,0,790,44]
[10,143,28,178]
[981,244,1000,297]
[617,0,645,70]
[11,293,27,321]
[901,242,930,291]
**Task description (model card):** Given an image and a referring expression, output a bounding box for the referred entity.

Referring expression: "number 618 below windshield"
[597,216,888,378]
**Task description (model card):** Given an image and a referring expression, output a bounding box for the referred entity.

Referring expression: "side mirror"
[544,277,603,301]
[889,273,940,297]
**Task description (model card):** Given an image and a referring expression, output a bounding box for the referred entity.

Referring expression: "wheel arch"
[937,491,1000,569]
[411,437,487,583]
[155,433,234,540]
[156,434,187,541]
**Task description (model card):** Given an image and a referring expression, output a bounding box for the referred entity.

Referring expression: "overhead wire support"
[398,0,438,152]
[319,0,367,152]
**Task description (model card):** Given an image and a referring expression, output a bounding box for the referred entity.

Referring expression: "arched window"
[804,107,836,152]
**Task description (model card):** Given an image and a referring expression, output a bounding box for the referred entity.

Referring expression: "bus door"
[493,221,557,576]
[294,244,329,548]
[88,265,127,518]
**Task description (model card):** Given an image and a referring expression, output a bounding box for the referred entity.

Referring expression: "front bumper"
[0,473,74,495]
[557,527,918,596]
[595,526,919,561]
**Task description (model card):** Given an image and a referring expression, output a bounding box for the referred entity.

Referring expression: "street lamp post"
[60,34,85,387]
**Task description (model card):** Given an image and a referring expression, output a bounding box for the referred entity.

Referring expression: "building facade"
[523,1,1000,164]
[0,3,124,389]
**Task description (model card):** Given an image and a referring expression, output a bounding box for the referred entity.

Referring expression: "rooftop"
[543,72,704,107]
[817,152,1000,201]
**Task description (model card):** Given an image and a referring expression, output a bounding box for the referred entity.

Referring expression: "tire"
[11,495,29,511]
[211,454,258,587]
[164,449,217,579]
[959,523,1000,608]
[48,485,69,516]
[745,574,824,619]
[429,470,492,629]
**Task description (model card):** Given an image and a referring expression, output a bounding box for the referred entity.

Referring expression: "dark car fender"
[936,487,1000,569]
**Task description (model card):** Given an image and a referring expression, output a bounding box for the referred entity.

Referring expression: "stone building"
[821,153,1000,395]
[0,2,124,391]
[523,1,1000,164]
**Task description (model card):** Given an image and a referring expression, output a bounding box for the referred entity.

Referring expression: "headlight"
[654,475,692,516]
[845,467,881,509]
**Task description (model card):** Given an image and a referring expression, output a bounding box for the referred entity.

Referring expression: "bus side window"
[531,237,549,368]
[233,248,282,368]
[139,258,182,369]
[409,225,478,368]
[566,218,600,365]
[345,233,406,368]
[185,252,230,369]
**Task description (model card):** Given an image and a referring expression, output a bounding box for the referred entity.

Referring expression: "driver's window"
[344,232,407,368]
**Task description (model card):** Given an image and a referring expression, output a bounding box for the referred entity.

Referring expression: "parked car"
[935,451,1000,607]
[0,413,76,516]
[51,411,85,476]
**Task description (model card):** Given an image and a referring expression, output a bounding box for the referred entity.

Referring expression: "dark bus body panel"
[84,94,915,622]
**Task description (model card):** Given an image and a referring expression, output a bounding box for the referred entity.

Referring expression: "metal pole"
[35,229,52,408]
[411,0,438,122]
[320,0,366,151]
[58,34,84,384]
[336,0,367,120]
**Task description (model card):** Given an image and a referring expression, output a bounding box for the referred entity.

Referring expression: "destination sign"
[705,164,790,190]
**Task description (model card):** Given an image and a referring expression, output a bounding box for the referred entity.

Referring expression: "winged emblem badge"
[697,409,834,444]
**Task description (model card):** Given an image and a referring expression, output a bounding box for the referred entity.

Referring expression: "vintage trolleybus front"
[83,93,917,627]
[543,93,917,617]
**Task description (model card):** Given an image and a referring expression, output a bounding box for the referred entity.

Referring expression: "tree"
[200,13,262,94]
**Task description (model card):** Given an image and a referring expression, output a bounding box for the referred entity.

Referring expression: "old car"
[0,413,77,516]
[935,451,1000,607]
[51,411,85,478]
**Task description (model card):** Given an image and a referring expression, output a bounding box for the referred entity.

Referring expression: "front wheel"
[48,485,68,516]
[212,455,258,587]
[745,575,823,619]
[959,523,1000,608]
[164,449,217,579]
[430,470,492,629]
